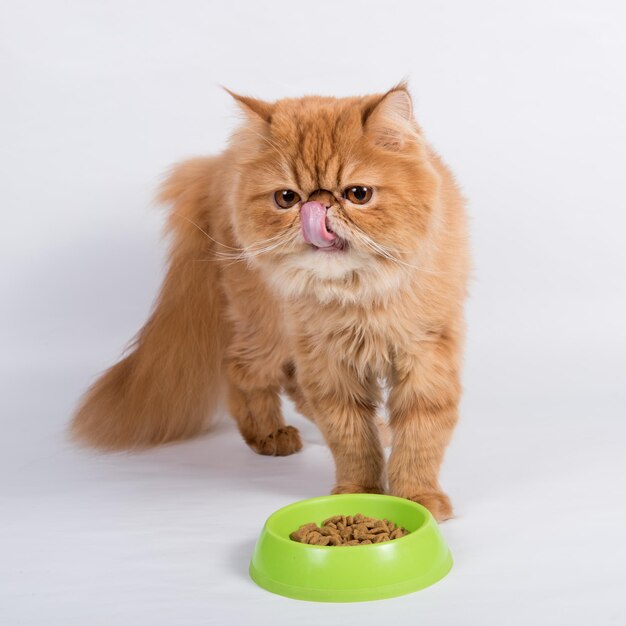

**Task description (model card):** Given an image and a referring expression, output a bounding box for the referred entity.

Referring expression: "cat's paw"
[331,483,385,495]
[406,491,454,522]
[250,425,303,457]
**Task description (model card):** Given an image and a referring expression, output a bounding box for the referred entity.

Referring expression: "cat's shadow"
[108,408,331,500]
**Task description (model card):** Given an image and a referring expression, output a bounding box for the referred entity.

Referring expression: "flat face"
[230,92,439,302]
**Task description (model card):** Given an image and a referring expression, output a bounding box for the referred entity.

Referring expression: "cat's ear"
[223,87,273,124]
[363,84,415,150]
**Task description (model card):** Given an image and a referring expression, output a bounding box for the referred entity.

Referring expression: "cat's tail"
[70,158,228,450]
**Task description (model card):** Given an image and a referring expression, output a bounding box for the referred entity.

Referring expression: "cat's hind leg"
[282,360,392,448]
[228,382,302,456]
[226,342,302,457]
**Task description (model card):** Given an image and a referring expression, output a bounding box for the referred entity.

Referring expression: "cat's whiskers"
[343,219,443,275]
[174,211,290,255]
[218,231,300,268]
[213,219,301,265]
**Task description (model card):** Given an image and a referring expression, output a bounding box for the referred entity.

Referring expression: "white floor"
[2,317,624,625]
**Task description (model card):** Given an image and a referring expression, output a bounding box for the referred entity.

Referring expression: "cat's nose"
[307,189,335,208]
[300,201,336,248]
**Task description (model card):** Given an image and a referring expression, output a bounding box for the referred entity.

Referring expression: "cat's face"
[229,86,441,302]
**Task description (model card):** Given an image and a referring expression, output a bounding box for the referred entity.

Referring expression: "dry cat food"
[289,513,409,546]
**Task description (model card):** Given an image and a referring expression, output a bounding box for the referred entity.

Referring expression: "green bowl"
[249,494,452,602]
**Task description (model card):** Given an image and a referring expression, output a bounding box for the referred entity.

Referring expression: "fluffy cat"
[71,84,469,521]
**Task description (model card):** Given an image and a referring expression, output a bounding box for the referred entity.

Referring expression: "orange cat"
[71,84,470,521]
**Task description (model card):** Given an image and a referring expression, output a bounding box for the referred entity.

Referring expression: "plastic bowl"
[249,493,452,602]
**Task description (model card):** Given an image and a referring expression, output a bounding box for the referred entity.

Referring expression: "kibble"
[289,513,409,546]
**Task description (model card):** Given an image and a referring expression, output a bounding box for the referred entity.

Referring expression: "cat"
[71,83,470,522]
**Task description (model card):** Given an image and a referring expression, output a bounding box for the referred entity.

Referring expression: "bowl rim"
[263,493,434,550]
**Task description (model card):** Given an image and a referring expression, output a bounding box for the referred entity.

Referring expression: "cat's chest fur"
[287,293,432,381]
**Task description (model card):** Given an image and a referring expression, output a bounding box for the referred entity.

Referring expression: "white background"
[2,1,625,624]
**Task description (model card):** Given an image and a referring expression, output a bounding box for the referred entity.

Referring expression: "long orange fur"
[71,84,469,521]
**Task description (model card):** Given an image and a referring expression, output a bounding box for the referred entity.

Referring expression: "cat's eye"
[274,189,301,209]
[343,186,373,205]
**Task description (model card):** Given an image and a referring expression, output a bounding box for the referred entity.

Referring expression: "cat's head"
[227,84,442,304]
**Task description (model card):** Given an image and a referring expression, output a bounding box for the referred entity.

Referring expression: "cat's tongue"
[300,201,336,248]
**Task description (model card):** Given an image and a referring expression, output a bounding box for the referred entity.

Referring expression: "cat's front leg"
[387,334,462,522]
[294,346,385,495]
